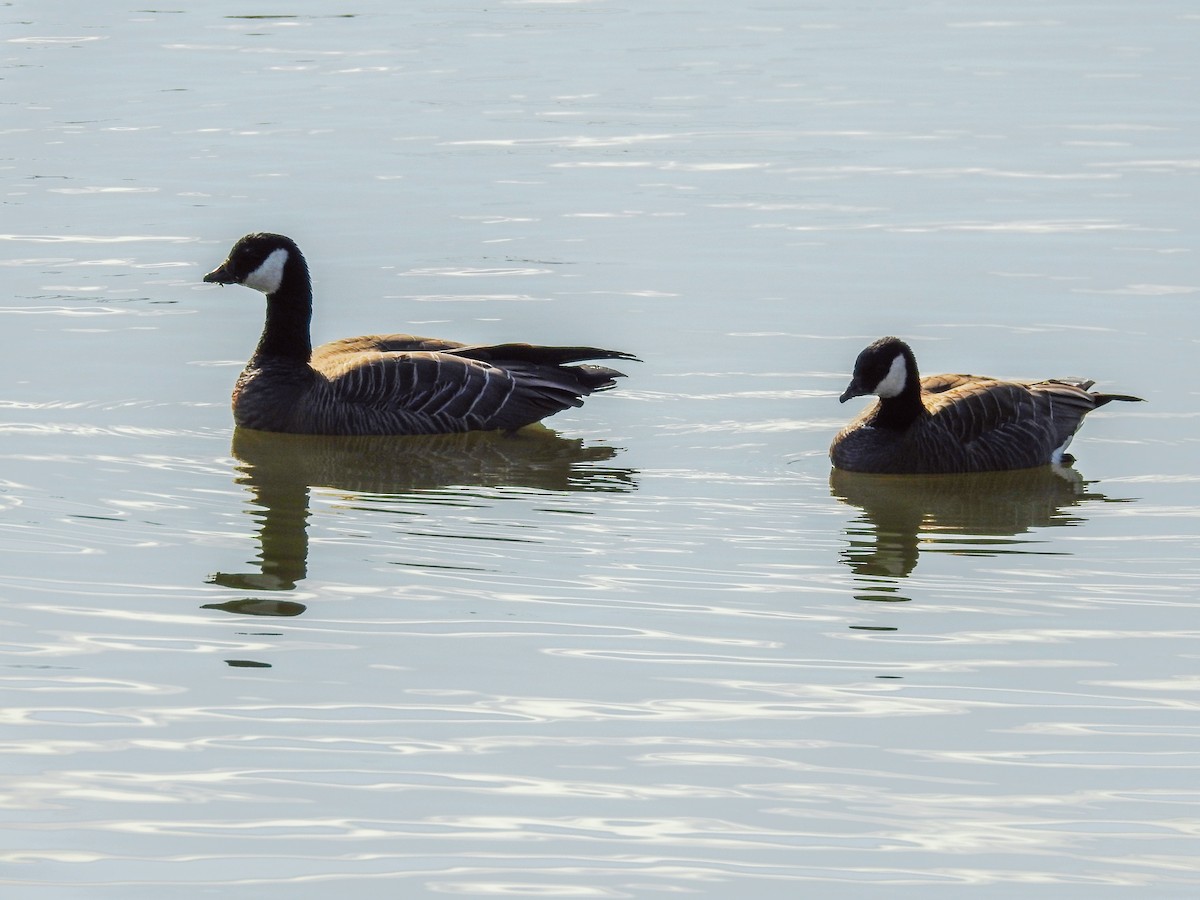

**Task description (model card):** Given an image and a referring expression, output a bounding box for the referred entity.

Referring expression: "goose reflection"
[205,427,636,606]
[830,464,1129,601]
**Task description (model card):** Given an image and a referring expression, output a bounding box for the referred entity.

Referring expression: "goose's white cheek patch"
[242,248,289,295]
[873,353,908,398]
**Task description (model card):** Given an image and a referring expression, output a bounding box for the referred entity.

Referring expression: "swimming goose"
[830,336,1142,474]
[203,232,637,435]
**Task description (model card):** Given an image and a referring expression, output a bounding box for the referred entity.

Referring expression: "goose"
[202,232,637,435]
[830,336,1142,474]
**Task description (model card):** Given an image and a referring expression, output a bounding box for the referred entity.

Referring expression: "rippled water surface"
[4,2,1199,897]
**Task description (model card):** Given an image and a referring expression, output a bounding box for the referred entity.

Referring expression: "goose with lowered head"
[830,336,1142,474]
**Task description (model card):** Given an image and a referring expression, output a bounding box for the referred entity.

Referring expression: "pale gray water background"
[3,1,1199,897]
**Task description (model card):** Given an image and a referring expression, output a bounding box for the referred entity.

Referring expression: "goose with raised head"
[203,233,637,435]
[830,336,1142,474]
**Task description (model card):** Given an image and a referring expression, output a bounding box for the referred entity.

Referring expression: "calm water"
[3,1,1199,897]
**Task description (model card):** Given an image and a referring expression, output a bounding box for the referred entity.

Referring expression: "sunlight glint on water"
[1,2,1199,897]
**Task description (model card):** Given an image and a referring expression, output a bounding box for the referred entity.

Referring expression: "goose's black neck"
[251,254,313,365]
[870,349,925,431]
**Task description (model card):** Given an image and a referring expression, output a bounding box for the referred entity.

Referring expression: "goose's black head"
[204,233,306,296]
[840,336,918,403]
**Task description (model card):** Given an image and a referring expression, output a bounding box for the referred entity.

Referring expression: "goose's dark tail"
[1092,392,1144,408]
[448,343,639,368]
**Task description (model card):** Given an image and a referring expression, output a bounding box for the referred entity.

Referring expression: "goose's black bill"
[203,263,236,285]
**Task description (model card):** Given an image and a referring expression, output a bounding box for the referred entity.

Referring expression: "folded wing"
[310,343,633,435]
[919,377,1099,469]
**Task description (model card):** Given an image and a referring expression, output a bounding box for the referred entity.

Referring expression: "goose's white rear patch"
[243,247,289,295]
[874,353,908,398]
[1050,434,1074,464]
